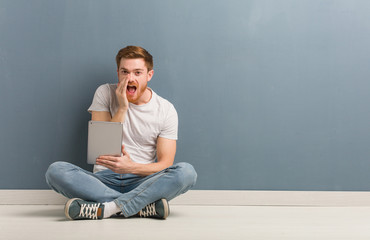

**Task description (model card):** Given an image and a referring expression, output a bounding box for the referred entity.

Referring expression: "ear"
[147,69,154,82]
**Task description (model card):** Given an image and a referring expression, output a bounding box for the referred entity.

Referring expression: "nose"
[127,73,135,81]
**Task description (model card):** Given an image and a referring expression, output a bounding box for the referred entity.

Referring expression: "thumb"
[121,144,129,156]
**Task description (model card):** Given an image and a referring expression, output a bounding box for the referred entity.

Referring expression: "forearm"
[111,108,128,123]
[128,161,173,176]
[128,137,177,176]
[96,138,176,176]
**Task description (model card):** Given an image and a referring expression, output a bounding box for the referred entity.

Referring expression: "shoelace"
[79,203,101,220]
[139,203,156,217]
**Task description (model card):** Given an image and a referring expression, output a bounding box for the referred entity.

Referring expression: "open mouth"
[127,85,137,94]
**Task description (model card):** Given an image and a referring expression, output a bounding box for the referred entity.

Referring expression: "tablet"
[87,121,123,164]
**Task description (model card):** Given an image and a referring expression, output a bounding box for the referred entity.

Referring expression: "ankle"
[103,201,122,218]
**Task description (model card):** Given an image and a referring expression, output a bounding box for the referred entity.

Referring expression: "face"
[117,58,154,105]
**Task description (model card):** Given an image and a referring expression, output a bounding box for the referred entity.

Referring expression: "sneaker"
[138,198,170,219]
[64,198,105,220]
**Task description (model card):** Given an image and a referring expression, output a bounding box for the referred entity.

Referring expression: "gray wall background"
[1,0,370,190]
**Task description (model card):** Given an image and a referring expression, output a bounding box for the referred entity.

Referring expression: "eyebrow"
[120,67,145,71]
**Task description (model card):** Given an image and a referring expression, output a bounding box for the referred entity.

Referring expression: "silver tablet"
[87,121,123,164]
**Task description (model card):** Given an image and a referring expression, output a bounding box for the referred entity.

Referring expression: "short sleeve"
[88,84,111,113]
[159,104,178,140]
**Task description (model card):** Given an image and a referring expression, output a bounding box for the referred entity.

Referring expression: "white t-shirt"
[88,84,178,173]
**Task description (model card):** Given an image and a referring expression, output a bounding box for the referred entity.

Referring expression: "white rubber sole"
[162,199,169,219]
[64,198,82,220]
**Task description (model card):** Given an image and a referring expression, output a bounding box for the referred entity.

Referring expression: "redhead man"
[46,46,197,220]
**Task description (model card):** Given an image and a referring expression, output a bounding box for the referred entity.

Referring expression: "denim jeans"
[45,161,197,217]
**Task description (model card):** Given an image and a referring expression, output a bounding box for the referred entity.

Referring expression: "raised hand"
[116,77,129,111]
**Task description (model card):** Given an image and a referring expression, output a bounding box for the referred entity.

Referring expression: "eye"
[121,70,129,75]
[135,71,142,76]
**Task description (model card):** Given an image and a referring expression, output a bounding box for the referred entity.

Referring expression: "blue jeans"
[45,162,197,217]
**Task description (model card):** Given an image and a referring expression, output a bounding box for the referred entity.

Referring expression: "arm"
[131,137,176,175]
[91,108,127,122]
[96,137,176,176]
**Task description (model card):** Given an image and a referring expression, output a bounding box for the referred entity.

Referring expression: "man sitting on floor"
[45,45,197,220]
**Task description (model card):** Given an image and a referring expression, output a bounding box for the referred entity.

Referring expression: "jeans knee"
[45,161,73,187]
[173,162,197,189]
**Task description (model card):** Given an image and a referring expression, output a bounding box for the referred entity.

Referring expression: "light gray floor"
[1,205,370,240]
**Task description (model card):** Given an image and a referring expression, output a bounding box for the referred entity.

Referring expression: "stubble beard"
[128,82,148,104]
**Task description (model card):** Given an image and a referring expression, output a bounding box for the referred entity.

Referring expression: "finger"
[117,81,125,94]
[96,157,117,166]
[122,76,129,91]
[96,159,116,169]
[121,145,130,156]
[118,76,127,88]
[98,155,118,161]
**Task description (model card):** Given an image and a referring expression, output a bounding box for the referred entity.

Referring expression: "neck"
[134,88,152,105]
[142,88,152,104]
